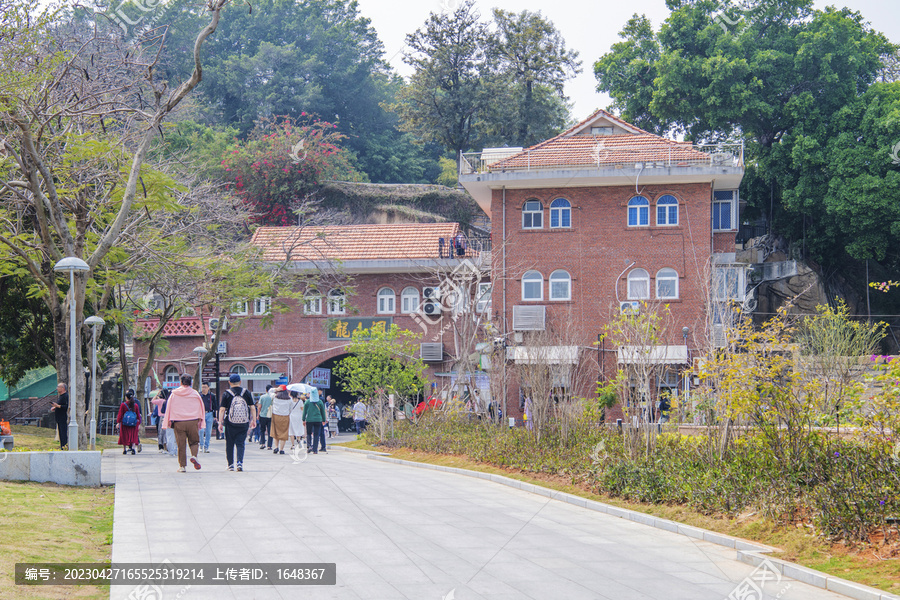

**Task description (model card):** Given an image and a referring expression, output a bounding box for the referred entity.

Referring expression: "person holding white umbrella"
[288,390,305,450]
[270,385,292,454]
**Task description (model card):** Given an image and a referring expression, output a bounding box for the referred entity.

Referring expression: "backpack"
[227,388,250,424]
[122,405,138,427]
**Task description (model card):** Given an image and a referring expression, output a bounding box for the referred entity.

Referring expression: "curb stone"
[365,454,900,600]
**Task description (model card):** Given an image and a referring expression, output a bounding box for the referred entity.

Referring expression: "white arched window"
[400,287,419,314]
[253,364,271,374]
[230,364,247,375]
[522,270,543,301]
[327,289,346,315]
[163,366,179,388]
[628,196,649,226]
[550,198,571,228]
[627,269,650,300]
[523,200,543,229]
[377,287,396,314]
[549,270,572,301]
[656,195,678,226]
[656,268,679,299]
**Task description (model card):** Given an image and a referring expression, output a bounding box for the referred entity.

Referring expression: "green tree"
[390,0,493,164]
[334,325,427,400]
[0,0,234,448]
[487,9,580,147]
[593,0,894,272]
[157,0,428,183]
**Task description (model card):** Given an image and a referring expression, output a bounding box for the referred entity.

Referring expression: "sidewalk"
[109,434,854,600]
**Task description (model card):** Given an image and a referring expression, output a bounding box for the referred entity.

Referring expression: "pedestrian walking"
[353,398,367,435]
[199,382,217,453]
[327,398,339,439]
[257,384,274,450]
[302,391,327,454]
[50,383,69,450]
[217,374,257,471]
[116,390,142,455]
[288,391,305,450]
[150,389,170,453]
[270,386,292,454]
[162,374,205,472]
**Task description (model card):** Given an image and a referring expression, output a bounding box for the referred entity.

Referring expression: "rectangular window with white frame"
[303,296,322,315]
[713,190,738,231]
[476,283,492,313]
[233,301,249,316]
[254,297,271,315]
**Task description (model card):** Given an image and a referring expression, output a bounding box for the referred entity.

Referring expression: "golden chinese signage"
[327,317,392,341]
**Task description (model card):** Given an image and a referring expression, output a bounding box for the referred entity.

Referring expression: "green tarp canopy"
[0,366,58,402]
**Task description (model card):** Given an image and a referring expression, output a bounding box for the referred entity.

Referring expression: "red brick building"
[459,110,745,414]
[133,223,490,405]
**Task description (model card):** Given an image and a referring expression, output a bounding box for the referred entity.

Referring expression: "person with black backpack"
[217,374,257,471]
[116,390,142,455]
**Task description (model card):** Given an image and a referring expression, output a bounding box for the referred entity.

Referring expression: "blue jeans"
[202,412,214,450]
[225,422,249,468]
[166,428,177,456]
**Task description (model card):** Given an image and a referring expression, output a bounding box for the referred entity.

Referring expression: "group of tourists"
[112,373,369,473]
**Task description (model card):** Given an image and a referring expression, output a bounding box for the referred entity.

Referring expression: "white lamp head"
[53,256,89,272]
[85,316,105,327]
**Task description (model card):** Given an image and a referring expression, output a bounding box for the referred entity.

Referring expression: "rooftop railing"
[459,142,744,175]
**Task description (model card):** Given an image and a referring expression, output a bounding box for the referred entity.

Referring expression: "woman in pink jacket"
[162,373,206,472]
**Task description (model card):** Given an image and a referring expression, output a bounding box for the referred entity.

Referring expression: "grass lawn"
[6,424,157,452]
[0,482,114,599]
[380,447,900,595]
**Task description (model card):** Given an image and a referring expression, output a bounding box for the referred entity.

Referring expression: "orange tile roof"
[489,109,710,170]
[250,223,465,262]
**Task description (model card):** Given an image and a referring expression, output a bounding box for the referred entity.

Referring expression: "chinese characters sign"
[327,317,392,341]
[304,368,331,389]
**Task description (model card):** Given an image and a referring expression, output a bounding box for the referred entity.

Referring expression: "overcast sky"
[355,0,900,121]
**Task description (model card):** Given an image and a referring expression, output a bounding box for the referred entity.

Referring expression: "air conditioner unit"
[420,343,444,362]
[620,301,640,313]
[421,300,443,316]
[512,305,545,331]
[422,287,441,300]
[209,317,228,332]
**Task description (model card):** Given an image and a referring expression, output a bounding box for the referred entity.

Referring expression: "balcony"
[134,316,204,338]
[460,143,744,175]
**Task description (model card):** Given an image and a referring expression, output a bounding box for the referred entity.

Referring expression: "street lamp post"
[85,316,105,450]
[193,346,207,390]
[54,256,90,452]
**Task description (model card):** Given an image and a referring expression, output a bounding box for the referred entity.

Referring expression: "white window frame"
[230,364,247,375]
[253,364,271,374]
[627,268,650,300]
[714,266,745,302]
[523,200,543,229]
[476,282,492,313]
[522,270,543,301]
[549,198,571,229]
[628,196,649,227]
[377,287,396,314]
[713,190,738,231]
[327,289,346,315]
[656,268,679,299]
[232,300,249,316]
[400,287,420,314]
[656,195,678,226]
[254,297,271,315]
[303,296,322,315]
[549,270,571,301]
[163,366,179,388]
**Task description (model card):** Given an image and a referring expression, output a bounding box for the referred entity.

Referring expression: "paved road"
[109,438,851,600]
